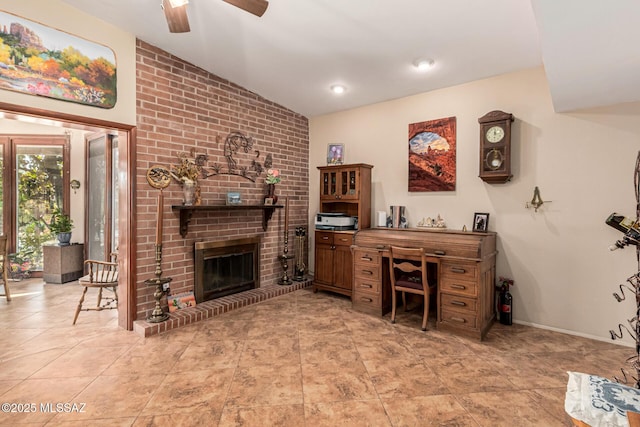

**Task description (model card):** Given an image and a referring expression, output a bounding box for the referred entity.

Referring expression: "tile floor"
[0,278,632,426]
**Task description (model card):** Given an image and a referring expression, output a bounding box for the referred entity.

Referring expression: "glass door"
[8,136,69,270]
[86,132,118,262]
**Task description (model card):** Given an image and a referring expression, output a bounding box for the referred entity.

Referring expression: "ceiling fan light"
[414,58,435,72]
[168,0,189,8]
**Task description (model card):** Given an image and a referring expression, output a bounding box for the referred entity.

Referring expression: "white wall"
[0,0,136,125]
[309,67,640,344]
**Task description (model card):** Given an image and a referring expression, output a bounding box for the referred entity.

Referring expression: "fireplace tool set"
[278,197,307,284]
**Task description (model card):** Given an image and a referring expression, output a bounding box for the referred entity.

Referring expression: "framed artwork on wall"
[327,143,345,165]
[473,212,489,232]
[226,192,242,205]
[0,11,117,108]
[408,117,457,191]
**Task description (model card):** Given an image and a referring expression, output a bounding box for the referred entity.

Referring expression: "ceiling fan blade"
[162,0,191,33]
[222,0,269,17]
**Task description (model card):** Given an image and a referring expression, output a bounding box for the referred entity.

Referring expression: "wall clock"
[478,110,514,183]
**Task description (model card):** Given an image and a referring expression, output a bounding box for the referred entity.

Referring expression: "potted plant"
[49,209,74,246]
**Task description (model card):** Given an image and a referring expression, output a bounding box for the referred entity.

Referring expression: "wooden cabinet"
[313,231,354,296]
[314,164,373,297]
[317,164,373,229]
[351,228,497,340]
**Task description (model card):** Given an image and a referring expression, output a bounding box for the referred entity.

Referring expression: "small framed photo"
[473,212,489,232]
[327,143,345,165]
[226,192,242,205]
[264,198,274,206]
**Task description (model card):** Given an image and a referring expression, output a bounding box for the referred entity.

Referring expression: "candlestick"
[284,196,289,233]
[278,196,293,285]
[155,192,163,245]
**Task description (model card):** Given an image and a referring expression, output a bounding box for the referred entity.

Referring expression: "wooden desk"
[351,228,497,340]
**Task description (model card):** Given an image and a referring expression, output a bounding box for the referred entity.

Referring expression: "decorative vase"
[266,183,278,204]
[57,232,72,246]
[183,181,196,206]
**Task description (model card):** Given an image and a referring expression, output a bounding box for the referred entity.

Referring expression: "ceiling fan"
[162,0,269,33]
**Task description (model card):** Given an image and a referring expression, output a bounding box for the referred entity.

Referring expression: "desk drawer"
[316,231,334,245]
[334,233,354,247]
[352,249,380,266]
[440,293,477,313]
[439,309,477,329]
[354,277,381,294]
[352,291,381,308]
[440,277,478,297]
[440,261,478,281]
[354,263,380,281]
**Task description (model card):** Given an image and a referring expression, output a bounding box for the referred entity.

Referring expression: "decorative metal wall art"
[202,131,272,182]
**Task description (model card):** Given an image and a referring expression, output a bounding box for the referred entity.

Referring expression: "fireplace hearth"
[194,237,260,303]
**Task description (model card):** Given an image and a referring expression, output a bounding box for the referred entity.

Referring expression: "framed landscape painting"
[0,10,117,108]
[408,117,457,191]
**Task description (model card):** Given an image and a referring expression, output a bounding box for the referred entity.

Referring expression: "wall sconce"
[525,186,551,212]
[70,179,81,194]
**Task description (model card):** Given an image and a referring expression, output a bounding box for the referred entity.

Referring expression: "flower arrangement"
[265,168,281,184]
[170,152,201,185]
[497,276,514,290]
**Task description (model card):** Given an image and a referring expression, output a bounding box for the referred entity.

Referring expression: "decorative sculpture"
[608,151,640,387]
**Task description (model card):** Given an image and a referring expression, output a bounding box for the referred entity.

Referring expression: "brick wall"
[135,40,309,320]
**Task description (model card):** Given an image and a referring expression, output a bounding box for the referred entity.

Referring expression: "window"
[1,135,70,270]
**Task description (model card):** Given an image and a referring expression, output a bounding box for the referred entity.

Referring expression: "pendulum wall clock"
[478,110,514,183]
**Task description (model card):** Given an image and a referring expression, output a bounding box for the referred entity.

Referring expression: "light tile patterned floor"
[0,278,631,426]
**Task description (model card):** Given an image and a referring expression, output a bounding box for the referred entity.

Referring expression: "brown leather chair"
[72,258,118,325]
[0,235,10,301]
[389,246,438,331]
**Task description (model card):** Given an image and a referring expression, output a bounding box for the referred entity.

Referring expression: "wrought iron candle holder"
[145,165,172,323]
[146,244,171,323]
[278,196,294,285]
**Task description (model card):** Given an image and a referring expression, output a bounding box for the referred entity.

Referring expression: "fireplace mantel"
[171,204,283,237]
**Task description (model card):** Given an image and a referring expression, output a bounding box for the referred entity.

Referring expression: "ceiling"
[58,0,640,117]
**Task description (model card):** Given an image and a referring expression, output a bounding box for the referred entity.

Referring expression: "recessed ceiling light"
[414,58,435,72]
[330,84,346,95]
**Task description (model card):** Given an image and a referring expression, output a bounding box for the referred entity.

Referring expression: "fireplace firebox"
[194,237,261,303]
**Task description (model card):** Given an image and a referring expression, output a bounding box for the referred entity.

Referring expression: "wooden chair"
[0,235,10,301]
[72,258,118,325]
[389,246,438,331]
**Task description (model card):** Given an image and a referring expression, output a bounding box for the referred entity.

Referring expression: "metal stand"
[294,227,307,281]
[145,244,171,323]
[278,225,294,285]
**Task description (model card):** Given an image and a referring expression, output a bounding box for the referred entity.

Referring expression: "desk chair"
[72,258,118,325]
[0,235,10,301]
[389,246,438,331]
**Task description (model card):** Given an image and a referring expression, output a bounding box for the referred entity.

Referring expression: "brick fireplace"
[134,39,310,324]
[194,237,261,303]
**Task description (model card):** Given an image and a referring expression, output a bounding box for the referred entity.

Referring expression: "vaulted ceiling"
[59,0,640,117]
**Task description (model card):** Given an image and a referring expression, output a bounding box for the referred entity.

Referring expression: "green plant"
[49,209,74,233]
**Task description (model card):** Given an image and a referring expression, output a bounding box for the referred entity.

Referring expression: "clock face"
[485,125,505,143]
